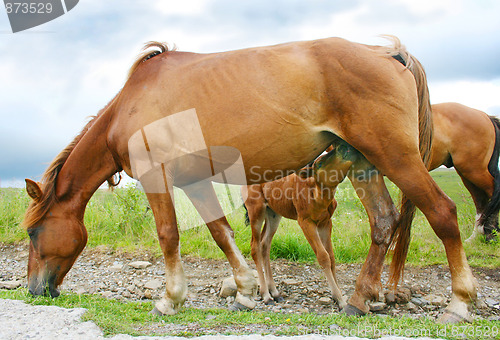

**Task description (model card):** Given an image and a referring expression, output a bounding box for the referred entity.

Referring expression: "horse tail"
[383,36,434,289]
[243,202,250,226]
[477,116,500,233]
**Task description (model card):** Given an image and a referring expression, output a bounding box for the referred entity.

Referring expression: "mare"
[22,36,476,322]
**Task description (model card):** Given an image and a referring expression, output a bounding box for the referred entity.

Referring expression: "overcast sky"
[1,0,500,187]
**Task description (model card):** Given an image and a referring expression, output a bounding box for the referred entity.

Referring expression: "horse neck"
[55,111,119,220]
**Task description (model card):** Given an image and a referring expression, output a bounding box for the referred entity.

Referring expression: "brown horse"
[246,102,500,310]
[244,142,396,310]
[430,103,500,242]
[23,36,476,322]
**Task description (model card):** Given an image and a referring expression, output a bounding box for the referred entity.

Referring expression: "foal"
[243,142,384,307]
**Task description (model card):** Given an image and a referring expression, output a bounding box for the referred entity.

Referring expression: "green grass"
[1,288,498,339]
[0,170,499,267]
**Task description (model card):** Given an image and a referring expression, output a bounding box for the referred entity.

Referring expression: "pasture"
[1,170,498,267]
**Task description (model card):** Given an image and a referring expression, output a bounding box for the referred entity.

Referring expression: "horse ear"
[25,179,42,202]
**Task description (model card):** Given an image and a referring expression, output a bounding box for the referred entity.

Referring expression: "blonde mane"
[127,41,174,79]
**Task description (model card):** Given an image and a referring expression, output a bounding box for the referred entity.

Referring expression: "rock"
[109,263,124,272]
[318,297,331,305]
[101,291,113,298]
[0,280,21,289]
[129,261,152,269]
[424,294,446,306]
[395,288,412,304]
[144,290,152,299]
[126,284,136,293]
[410,297,427,306]
[485,298,499,307]
[297,307,309,313]
[406,302,417,311]
[369,302,386,312]
[220,277,237,298]
[144,279,162,290]
[76,287,86,295]
[283,279,302,285]
[385,292,396,305]
[205,314,216,320]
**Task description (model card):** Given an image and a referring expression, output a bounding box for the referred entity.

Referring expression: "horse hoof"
[229,301,252,312]
[341,304,366,316]
[273,295,285,303]
[438,310,472,324]
[150,307,164,316]
[264,299,275,305]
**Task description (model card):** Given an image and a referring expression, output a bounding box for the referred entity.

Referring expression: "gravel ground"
[0,243,499,339]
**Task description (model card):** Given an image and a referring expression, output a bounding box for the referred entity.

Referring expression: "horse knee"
[372,212,398,246]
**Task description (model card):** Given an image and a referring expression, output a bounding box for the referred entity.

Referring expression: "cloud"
[1,0,500,186]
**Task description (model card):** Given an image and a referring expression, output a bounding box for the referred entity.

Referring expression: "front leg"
[183,181,257,310]
[146,191,187,315]
[344,164,399,315]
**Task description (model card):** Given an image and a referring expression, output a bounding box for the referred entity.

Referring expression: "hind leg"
[299,215,347,309]
[455,170,498,242]
[243,185,276,304]
[335,103,477,321]
[261,210,284,302]
[342,159,399,315]
[184,182,257,310]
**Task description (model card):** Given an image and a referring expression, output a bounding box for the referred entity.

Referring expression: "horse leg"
[146,191,187,316]
[299,214,347,309]
[342,165,399,315]
[455,171,497,242]
[183,182,257,310]
[261,209,284,302]
[362,152,477,322]
[243,186,273,304]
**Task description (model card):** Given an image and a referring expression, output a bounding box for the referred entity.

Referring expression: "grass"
[0,170,499,267]
[1,288,498,339]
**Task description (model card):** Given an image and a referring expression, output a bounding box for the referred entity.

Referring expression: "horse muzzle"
[28,274,60,298]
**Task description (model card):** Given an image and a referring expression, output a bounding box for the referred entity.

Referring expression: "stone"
[144,290,152,299]
[76,287,86,295]
[485,298,499,307]
[109,263,124,272]
[385,292,396,305]
[369,302,386,312]
[395,287,412,304]
[318,297,331,305]
[220,277,237,298]
[410,297,427,306]
[101,291,113,298]
[0,280,21,290]
[129,261,152,269]
[424,294,446,307]
[144,279,162,290]
[283,279,302,286]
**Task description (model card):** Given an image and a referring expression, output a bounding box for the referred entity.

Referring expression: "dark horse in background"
[23,36,477,323]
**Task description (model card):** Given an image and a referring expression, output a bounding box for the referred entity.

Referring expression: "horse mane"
[127,41,175,79]
[23,98,117,230]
